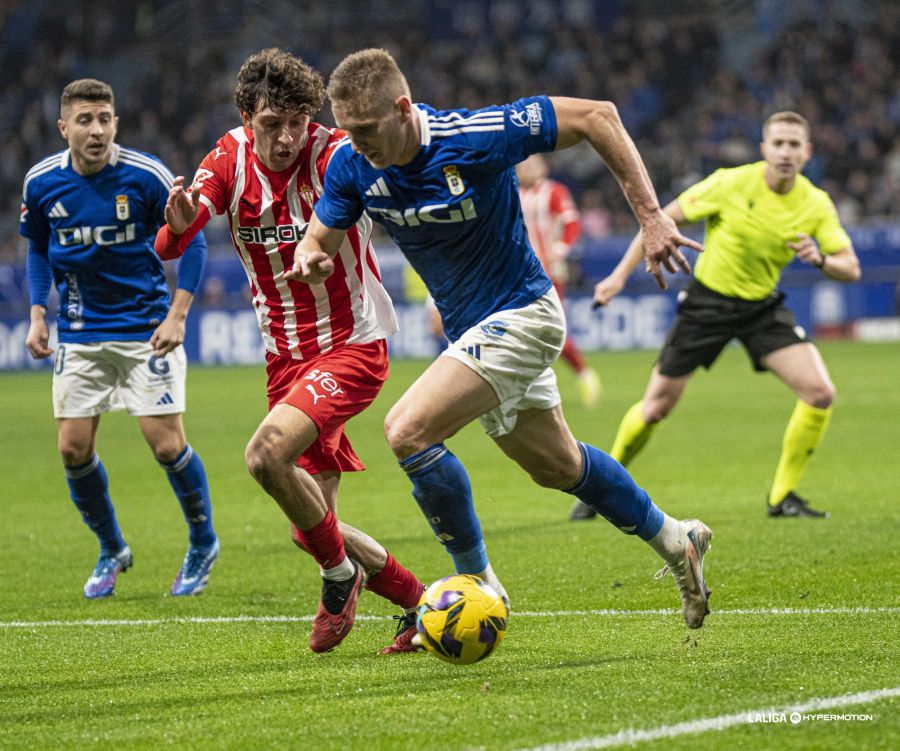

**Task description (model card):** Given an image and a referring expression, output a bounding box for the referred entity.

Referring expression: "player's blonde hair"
[327,48,410,116]
[762,111,811,140]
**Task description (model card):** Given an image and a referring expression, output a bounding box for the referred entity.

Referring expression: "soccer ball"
[416,574,509,665]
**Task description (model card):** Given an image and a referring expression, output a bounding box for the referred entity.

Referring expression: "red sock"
[289,524,309,552]
[365,552,425,609]
[297,511,346,569]
[561,337,587,373]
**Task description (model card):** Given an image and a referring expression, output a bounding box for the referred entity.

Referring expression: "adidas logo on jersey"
[48,201,70,219]
[156,392,175,405]
[365,178,391,197]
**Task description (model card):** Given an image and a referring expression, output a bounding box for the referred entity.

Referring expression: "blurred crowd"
[1,0,897,265]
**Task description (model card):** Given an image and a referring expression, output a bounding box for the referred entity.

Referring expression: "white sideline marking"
[514,606,900,618]
[1,606,897,629]
[515,687,900,751]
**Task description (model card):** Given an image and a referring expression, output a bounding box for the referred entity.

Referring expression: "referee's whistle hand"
[592,276,625,309]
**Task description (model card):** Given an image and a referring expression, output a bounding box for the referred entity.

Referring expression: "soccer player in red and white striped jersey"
[155,49,424,654]
[516,154,601,408]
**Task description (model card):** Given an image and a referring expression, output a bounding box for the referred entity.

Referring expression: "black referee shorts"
[657,279,808,377]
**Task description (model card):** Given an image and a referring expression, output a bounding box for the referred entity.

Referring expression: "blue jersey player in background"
[20,79,219,599]
[287,49,713,630]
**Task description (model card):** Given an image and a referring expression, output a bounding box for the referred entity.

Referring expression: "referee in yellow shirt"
[571,111,860,520]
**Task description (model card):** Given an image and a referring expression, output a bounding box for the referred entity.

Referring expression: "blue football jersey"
[315,96,557,341]
[20,144,203,343]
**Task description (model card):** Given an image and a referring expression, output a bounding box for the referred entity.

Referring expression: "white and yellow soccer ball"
[416,574,509,665]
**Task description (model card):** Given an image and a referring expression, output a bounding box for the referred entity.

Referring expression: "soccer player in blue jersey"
[20,79,218,599]
[286,50,713,628]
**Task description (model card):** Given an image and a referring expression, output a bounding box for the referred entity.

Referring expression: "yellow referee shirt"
[678,162,851,300]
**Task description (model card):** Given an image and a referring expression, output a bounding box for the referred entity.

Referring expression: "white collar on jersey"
[415,105,431,147]
[60,143,121,170]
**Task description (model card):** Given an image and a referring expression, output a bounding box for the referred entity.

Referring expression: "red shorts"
[265,339,389,474]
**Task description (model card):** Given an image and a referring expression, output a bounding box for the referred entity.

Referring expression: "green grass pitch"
[1,340,897,750]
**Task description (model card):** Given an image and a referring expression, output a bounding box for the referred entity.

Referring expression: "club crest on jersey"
[115,195,130,221]
[299,184,316,209]
[443,165,465,196]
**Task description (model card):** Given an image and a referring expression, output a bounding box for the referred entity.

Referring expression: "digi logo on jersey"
[368,197,477,227]
[236,224,307,244]
[56,224,137,247]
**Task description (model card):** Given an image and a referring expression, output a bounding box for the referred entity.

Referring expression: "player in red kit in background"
[516,154,601,409]
[155,49,424,654]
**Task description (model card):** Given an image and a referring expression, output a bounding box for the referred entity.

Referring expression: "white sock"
[475,563,508,604]
[321,556,355,581]
[646,514,684,562]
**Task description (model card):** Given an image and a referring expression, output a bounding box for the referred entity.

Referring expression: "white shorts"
[441,289,566,437]
[51,340,187,418]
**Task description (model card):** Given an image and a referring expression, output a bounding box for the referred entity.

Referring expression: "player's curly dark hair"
[234,48,325,118]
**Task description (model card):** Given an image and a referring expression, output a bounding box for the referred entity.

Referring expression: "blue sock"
[159,445,216,547]
[65,455,125,556]
[565,442,665,541]
[399,444,488,573]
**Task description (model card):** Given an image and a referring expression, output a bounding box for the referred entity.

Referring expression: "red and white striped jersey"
[518,178,581,282]
[193,123,397,359]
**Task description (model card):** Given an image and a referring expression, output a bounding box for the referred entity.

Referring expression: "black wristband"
[814,254,827,269]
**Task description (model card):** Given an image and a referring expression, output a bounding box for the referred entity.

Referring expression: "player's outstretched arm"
[165,176,201,234]
[593,231,645,308]
[284,213,347,284]
[550,97,702,290]
[593,200,692,308]
[156,176,211,261]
